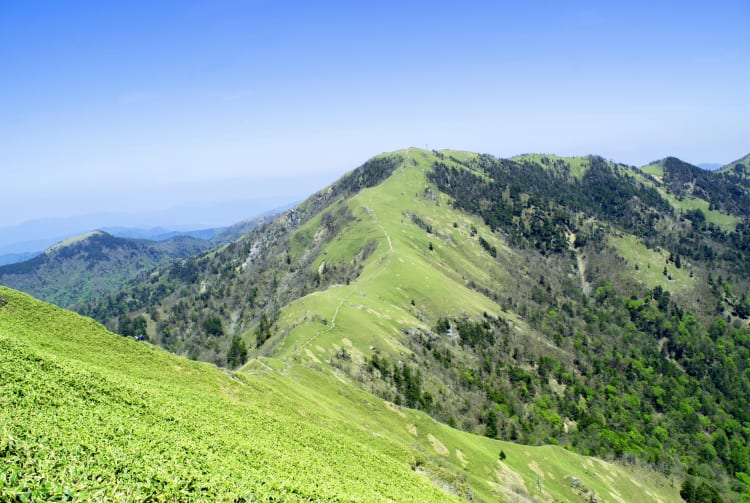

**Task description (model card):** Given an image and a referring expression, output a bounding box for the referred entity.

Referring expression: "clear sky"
[2,0,749,228]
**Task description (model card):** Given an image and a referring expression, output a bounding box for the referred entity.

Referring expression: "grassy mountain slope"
[87,148,750,499]
[641,156,750,231]
[266,150,749,489]
[720,153,750,175]
[511,153,594,178]
[0,286,679,501]
[270,150,516,360]
[0,230,211,309]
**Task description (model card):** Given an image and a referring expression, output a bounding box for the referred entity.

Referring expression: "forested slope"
[0,231,211,308]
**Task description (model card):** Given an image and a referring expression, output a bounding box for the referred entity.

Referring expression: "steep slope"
[0,286,679,501]
[719,154,750,190]
[641,156,749,230]
[0,230,211,308]
[720,153,750,174]
[90,148,750,499]
[81,154,404,362]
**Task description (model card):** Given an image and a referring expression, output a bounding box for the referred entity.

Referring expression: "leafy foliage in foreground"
[0,286,682,502]
[0,287,462,502]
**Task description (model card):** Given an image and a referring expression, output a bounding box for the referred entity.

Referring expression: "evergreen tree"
[255,313,273,348]
[227,335,247,368]
[485,409,498,439]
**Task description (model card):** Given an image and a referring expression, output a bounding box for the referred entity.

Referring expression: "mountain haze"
[0,251,39,267]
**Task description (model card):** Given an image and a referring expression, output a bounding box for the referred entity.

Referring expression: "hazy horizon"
[2,1,749,227]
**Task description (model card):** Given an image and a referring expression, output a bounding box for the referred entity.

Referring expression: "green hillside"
[0,230,211,309]
[511,153,594,178]
[82,148,750,500]
[267,150,750,499]
[0,286,680,501]
[720,153,750,177]
[640,156,750,231]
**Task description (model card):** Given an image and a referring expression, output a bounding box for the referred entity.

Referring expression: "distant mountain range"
[0,226,223,266]
[0,199,294,263]
[0,231,211,308]
[0,212,276,308]
[0,251,40,267]
[697,162,722,170]
[100,226,223,242]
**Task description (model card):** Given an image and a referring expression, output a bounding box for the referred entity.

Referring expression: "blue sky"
[1,0,749,228]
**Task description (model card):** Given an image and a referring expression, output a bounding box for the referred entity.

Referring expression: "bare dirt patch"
[384,400,406,418]
[304,348,321,363]
[492,464,531,502]
[427,433,449,456]
[455,449,467,467]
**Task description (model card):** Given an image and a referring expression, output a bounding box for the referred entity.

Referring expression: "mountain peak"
[17,147,750,500]
[0,229,210,308]
[45,229,111,254]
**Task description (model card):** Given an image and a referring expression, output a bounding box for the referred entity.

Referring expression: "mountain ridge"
[70,148,750,499]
